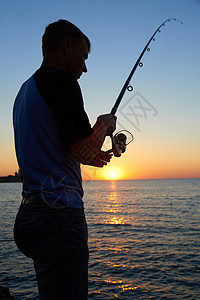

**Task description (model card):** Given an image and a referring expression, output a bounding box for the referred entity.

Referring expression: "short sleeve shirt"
[34,66,93,145]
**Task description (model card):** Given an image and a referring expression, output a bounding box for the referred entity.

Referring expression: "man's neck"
[41,52,65,71]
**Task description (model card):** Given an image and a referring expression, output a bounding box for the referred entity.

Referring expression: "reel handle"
[108,131,133,157]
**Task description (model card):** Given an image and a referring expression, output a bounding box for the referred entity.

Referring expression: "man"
[13,19,117,300]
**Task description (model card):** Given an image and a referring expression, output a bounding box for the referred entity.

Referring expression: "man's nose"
[82,62,87,73]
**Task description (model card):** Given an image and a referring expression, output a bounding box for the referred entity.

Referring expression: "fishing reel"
[107,130,134,157]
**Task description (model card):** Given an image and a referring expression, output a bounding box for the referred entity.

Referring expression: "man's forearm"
[69,120,108,164]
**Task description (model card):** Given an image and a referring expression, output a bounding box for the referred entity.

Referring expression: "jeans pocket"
[14,223,57,264]
[68,220,88,256]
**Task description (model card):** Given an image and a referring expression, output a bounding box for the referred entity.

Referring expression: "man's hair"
[42,19,91,56]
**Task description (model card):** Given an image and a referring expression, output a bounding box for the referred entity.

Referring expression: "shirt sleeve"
[54,73,93,145]
[34,68,93,145]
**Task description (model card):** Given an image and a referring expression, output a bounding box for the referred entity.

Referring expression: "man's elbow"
[69,142,97,165]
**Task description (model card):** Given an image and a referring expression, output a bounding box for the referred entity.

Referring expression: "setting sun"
[101,166,124,180]
[109,171,118,180]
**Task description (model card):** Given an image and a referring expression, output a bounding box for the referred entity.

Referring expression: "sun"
[102,166,124,180]
[109,171,118,179]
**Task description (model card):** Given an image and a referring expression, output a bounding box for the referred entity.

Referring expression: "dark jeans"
[14,199,89,300]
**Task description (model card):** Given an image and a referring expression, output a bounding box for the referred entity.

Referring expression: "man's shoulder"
[33,66,82,112]
[34,67,80,97]
[34,66,76,83]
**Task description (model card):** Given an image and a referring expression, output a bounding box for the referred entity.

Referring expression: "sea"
[0,179,200,299]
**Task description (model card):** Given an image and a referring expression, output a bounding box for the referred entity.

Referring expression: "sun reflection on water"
[92,275,141,296]
[109,216,126,225]
[105,181,127,225]
[88,181,143,298]
[98,259,140,270]
[120,284,141,292]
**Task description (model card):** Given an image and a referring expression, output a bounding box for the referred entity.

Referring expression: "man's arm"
[69,114,116,165]
[88,150,113,167]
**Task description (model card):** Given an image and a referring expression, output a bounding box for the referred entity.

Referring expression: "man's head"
[42,19,91,79]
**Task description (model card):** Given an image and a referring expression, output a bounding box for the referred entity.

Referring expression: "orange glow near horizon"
[1,149,200,180]
[0,150,19,177]
[101,166,124,180]
[2,161,200,180]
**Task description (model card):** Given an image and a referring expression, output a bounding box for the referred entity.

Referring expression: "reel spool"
[108,130,134,157]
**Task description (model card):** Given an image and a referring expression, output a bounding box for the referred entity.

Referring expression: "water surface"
[0,179,200,299]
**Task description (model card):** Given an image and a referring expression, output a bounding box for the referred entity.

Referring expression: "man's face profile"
[64,38,89,79]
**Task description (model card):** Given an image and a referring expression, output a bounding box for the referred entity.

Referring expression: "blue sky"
[0,0,200,178]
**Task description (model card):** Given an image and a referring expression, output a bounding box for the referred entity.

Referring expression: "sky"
[0,0,200,180]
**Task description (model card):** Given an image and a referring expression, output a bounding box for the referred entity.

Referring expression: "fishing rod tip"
[173,18,183,24]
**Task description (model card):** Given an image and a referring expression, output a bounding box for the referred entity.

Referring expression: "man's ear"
[63,37,72,55]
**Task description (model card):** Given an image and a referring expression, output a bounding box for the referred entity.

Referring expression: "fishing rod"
[111,18,183,115]
[109,18,183,157]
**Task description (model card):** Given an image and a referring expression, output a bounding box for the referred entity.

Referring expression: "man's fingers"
[98,151,112,162]
[89,158,107,167]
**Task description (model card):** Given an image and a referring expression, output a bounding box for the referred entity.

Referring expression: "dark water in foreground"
[0,179,200,299]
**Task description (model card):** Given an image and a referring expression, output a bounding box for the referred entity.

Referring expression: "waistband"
[22,194,47,205]
[20,194,85,220]
[21,194,85,213]
[22,194,83,209]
